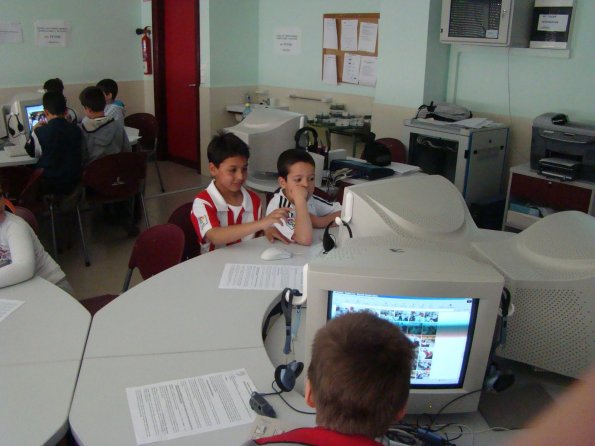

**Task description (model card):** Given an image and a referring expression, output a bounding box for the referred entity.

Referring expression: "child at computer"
[24,91,83,195]
[42,77,77,123]
[0,186,74,295]
[79,86,130,165]
[243,312,414,445]
[96,78,126,124]
[191,132,289,254]
[265,149,341,246]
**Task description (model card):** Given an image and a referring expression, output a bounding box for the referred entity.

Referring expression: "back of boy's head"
[96,79,119,99]
[43,78,64,94]
[79,86,106,112]
[277,148,315,179]
[308,312,414,438]
[207,131,250,167]
[43,91,67,116]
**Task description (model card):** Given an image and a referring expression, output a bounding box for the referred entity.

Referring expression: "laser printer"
[531,113,595,182]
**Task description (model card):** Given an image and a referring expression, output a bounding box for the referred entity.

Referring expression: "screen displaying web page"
[25,104,45,130]
[327,291,478,388]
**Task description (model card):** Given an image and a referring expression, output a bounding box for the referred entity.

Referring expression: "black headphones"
[322,218,353,254]
[294,126,318,152]
[7,114,24,137]
[274,360,304,392]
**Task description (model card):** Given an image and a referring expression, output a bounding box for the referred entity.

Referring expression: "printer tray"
[538,157,580,181]
[330,159,394,180]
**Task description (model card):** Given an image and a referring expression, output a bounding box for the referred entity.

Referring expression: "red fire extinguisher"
[138,26,152,75]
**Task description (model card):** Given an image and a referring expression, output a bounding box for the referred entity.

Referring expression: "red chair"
[81,223,185,316]
[16,169,89,264]
[167,202,200,261]
[83,151,150,243]
[360,137,408,164]
[124,113,165,192]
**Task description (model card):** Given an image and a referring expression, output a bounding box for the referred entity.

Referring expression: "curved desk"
[0,277,90,446]
[70,236,324,445]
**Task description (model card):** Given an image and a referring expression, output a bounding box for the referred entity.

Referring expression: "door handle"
[188,83,197,87]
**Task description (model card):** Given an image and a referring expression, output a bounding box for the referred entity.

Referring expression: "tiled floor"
[41,161,211,301]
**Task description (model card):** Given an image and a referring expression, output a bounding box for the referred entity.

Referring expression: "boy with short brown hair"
[249,312,414,445]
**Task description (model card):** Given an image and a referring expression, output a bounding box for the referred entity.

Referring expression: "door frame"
[152,0,201,172]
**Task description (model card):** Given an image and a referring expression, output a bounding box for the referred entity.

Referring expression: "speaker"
[274,360,304,392]
[294,126,318,152]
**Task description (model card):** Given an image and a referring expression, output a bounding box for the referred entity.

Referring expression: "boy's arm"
[311,210,341,229]
[206,208,289,246]
[285,186,312,246]
[0,219,36,288]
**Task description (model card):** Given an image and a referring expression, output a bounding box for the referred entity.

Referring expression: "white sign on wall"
[34,20,71,47]
[274,27,301,55]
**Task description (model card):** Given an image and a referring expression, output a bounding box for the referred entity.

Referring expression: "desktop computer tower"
[403,119,509,206]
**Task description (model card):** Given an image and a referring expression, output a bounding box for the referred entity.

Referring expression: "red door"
[163,0,199,165]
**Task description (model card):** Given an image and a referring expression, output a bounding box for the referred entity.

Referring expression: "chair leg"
[121,268,134,293]
[49,202,59,259]
[140,193,150,229]
[76,205,91,267]
[154,159,165,193]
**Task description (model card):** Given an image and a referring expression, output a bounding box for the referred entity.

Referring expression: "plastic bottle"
[242,102,252,120]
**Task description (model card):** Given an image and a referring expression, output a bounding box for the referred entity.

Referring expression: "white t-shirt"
[0,213,65,288]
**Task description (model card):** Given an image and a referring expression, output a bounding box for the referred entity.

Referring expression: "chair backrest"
[13,206,40,234]
[83,152,147,200]
[124,113,158,151]
[167,202,201,260]
[128,223,185,280]
[17,168,45,213]
[362,137,407,164]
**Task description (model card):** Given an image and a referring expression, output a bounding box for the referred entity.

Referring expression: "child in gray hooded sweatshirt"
[79,86,130,165]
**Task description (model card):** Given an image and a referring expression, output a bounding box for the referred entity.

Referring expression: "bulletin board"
[322,13,380,85]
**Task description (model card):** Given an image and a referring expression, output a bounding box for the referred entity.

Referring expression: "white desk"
[70,236,322,446]
[0,277,90,446]
[0,147,36,167]
[70,232,520,445]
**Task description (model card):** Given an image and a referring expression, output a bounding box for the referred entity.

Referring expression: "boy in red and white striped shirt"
[191,132,289,254]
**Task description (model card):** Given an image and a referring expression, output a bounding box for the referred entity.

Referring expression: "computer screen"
[25,104,45,131]
[328,291,478,388]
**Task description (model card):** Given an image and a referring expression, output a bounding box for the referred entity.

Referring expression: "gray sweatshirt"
[80,116,131,165]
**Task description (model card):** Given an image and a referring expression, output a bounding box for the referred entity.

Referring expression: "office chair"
[360,137,407,164]
[81,223,185,316]
[83,151,150,249]
[124,112,165,192]
[167,202,201,261]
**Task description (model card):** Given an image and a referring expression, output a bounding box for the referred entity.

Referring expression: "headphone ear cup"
[322,221,335,253]
[275,361,304,392]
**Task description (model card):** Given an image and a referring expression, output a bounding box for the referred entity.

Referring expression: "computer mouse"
[260,246,293,261]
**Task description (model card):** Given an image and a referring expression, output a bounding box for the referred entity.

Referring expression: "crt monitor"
[225,108,306,177]
[6,93,44,144]
[302,239,503,414]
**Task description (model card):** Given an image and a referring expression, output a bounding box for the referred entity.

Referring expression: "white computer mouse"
[260,246,293,261]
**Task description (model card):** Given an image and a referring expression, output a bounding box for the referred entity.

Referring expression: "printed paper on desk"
[0,298,24,323]
[126,369,257,445]
[219,264,303,291]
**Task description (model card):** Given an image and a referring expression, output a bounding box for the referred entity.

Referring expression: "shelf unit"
[503,163,595,230]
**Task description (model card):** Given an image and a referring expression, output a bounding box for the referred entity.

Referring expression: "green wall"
[446,0,595,121]
[0,0,143,87]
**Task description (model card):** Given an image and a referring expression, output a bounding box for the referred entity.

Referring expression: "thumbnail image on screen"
[327,291,478,388]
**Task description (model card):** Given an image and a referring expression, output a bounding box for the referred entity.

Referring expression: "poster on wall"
[34,20,71,47]
[0,21,23,44]
[275,27,302,55]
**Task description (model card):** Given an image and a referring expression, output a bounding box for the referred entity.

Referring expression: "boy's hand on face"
[288,184,309,206]
[262,207,290,229]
